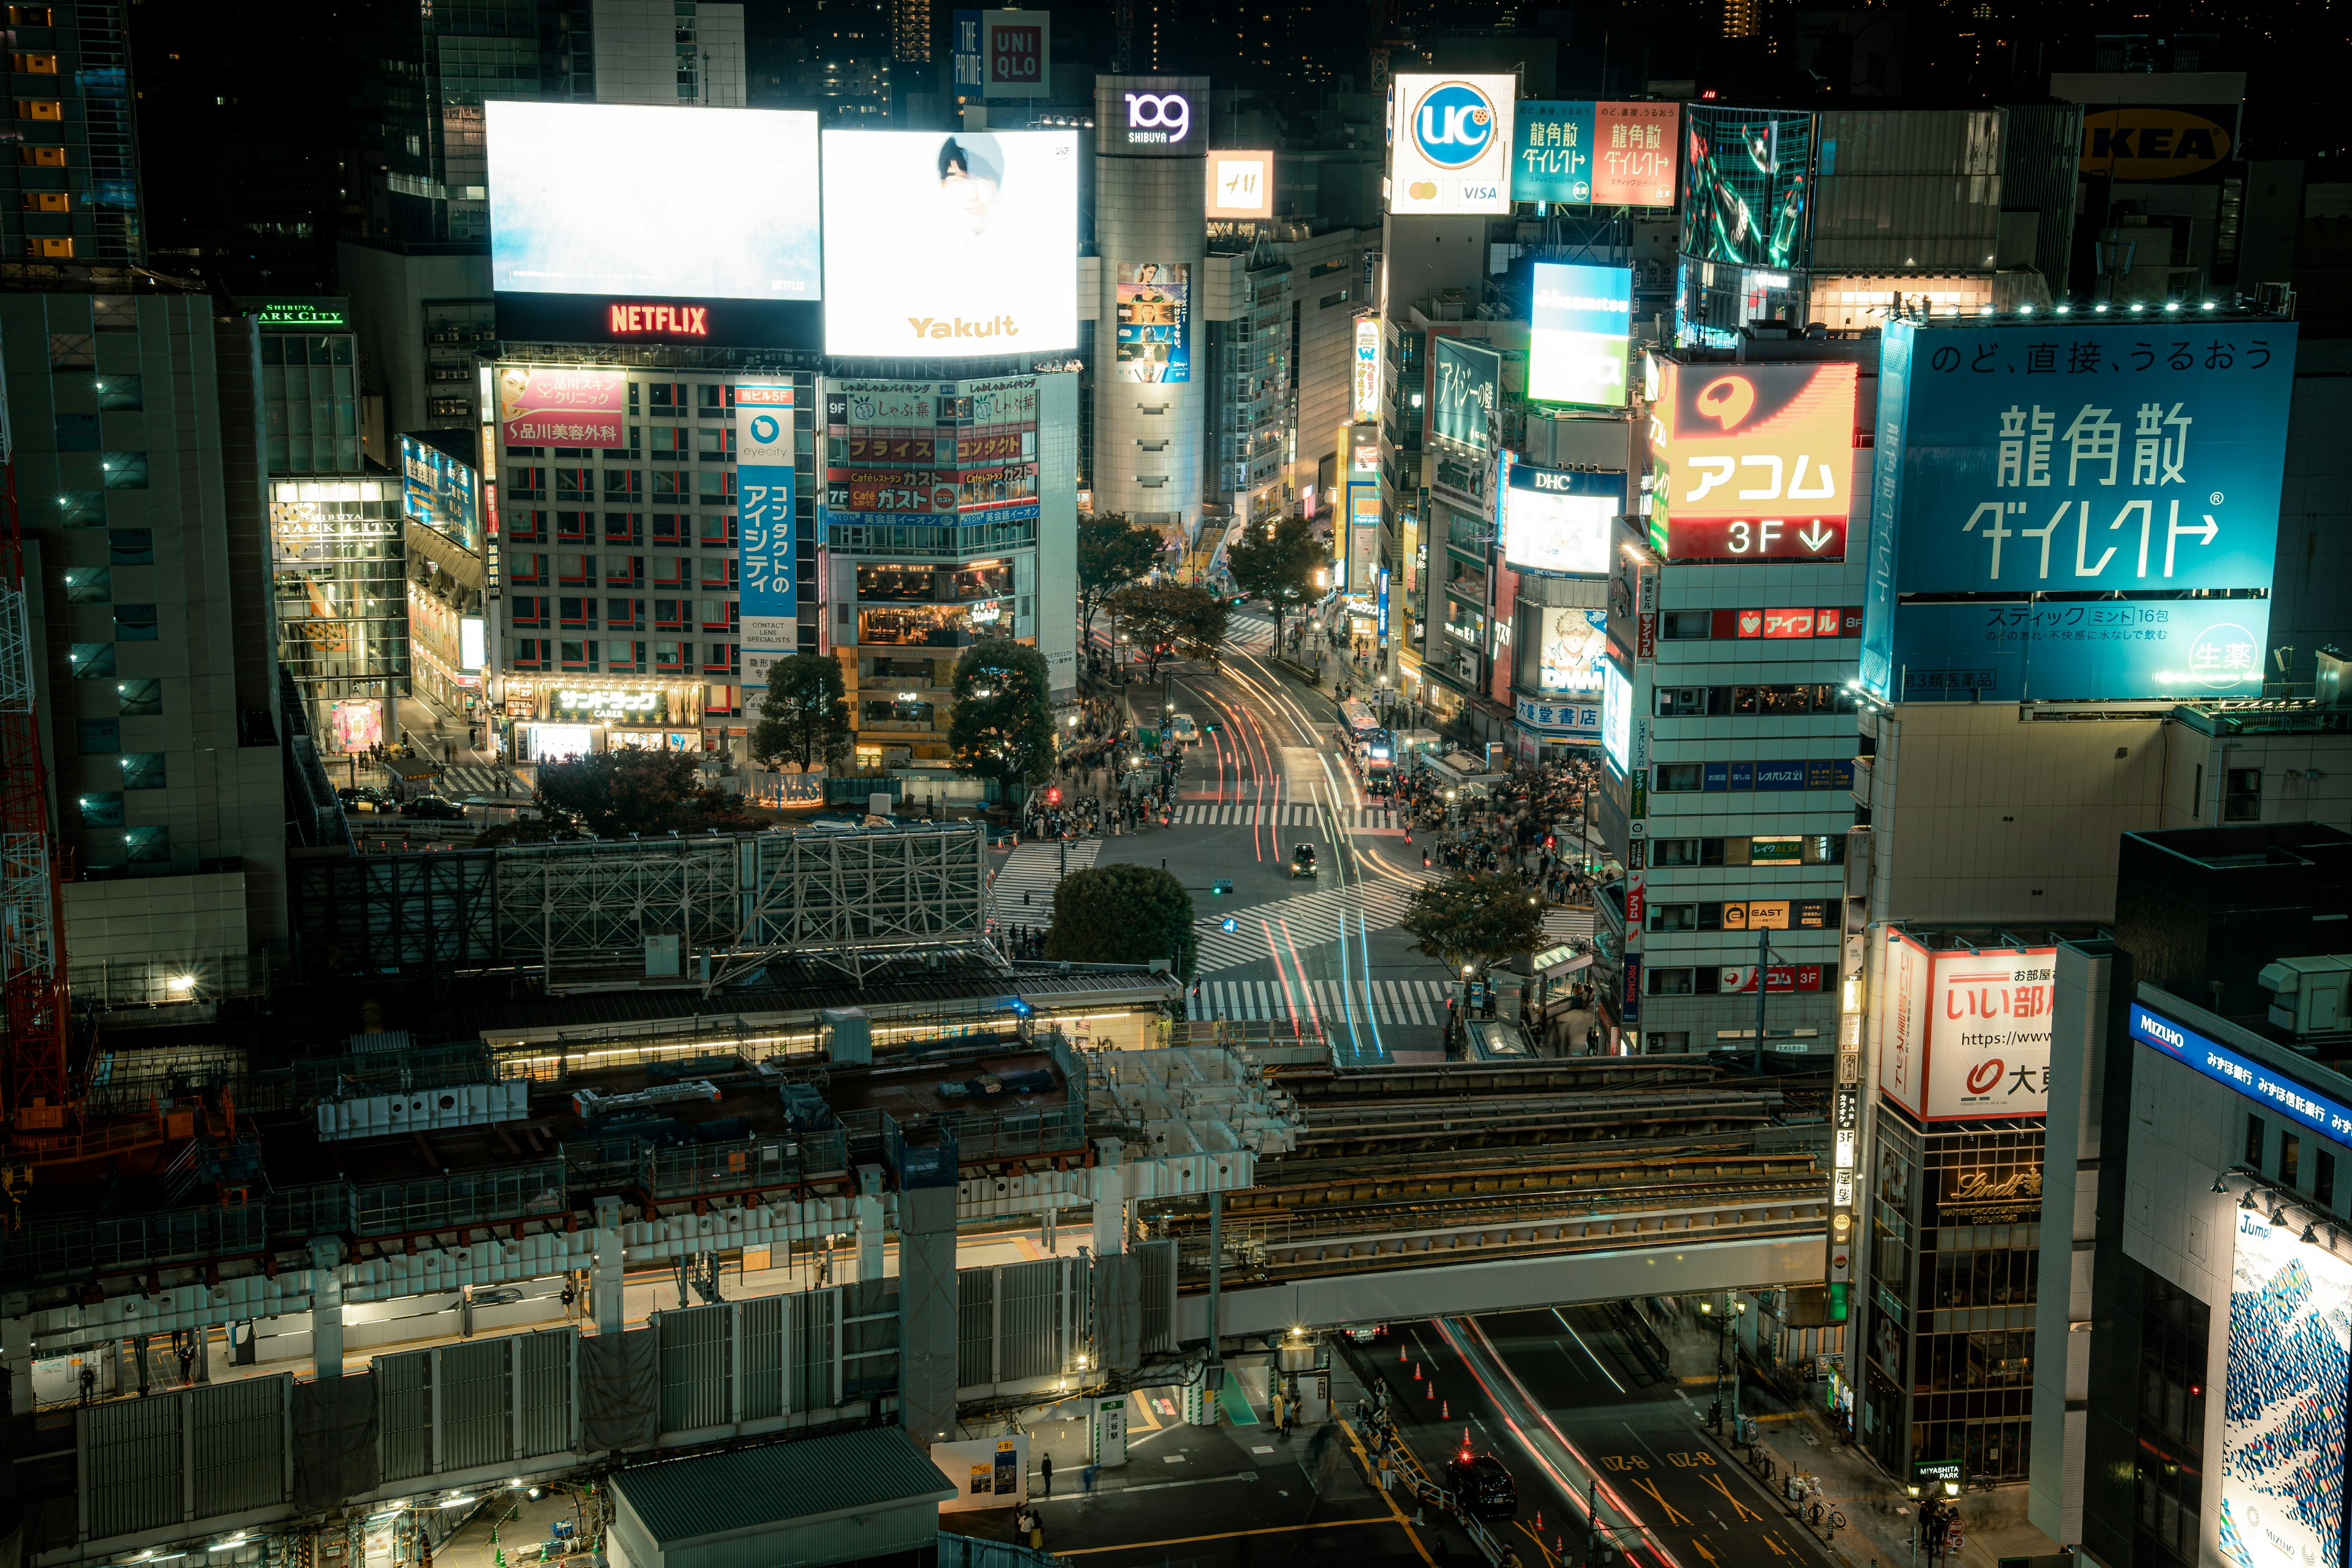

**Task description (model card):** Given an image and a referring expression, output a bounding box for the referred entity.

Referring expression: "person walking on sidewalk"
[1039,1452,1053,1496]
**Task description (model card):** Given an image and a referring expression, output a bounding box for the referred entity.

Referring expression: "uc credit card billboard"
[1862,318,2298,702]
[1389,75,1516,214]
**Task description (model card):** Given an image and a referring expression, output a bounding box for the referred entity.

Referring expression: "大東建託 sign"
[1875,931,2054,1122]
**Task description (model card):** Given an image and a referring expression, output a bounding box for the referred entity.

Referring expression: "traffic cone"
[1414,1363,1422,1381]
[1442,1399,1449,1418]
[1426,1381,1434,1400]
[1535,1510,1543,1531]
[1400,1346,1406,1362]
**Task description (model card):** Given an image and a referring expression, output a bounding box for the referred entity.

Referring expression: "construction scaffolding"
[293,822,990,985]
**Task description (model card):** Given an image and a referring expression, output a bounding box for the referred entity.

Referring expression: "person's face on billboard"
[939,149,1002,235]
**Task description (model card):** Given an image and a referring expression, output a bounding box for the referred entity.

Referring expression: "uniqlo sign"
[1875,930,2054,1123]
[982,13,1050,98]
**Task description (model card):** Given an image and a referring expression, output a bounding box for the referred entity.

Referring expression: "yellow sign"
[2077,107,2233,181]
[1721,900,1790,930]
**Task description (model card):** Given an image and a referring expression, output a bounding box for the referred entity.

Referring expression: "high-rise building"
[0,0,141,266]
[593,0,747,106]
[891,0,933,64]
[0,278,293,1004]
[1200,236,1291,535]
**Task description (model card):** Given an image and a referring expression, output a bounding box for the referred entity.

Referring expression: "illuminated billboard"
[1097,77,1208,157]
[1861,318,2299,702]
[1874,931,2053,1123]
[1680,107,1814,270]
[1389,74,1517,215]
[400,435,479,552]
[1536,606,1608,692]
[1600,658,1632,777]
[1512,101,1678,206]
[487,102,820,301]
[1528,262,1631,407]
[1352,318,1382,420]
[821,130,1079,358]
[736,382,797,664]
[2223,1207,2352,1568]
[1430,336,1499,452]
[1501,458,1621,577]
[1207,150,1275,217]
[496,365,627,450]
[1653,360,1856,561]
[1114,263,1189,383]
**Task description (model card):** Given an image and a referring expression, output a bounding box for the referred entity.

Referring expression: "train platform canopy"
[608,1427,956,1568]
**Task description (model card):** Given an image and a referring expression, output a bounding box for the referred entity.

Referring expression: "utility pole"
[1755,926,1769,1074]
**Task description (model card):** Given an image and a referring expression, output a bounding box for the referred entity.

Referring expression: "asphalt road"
[1348,1310,1843,1568]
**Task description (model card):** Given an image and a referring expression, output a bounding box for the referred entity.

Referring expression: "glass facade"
[1204,254,1291,527]
[271,480,409,747]
[259,330,361,475]
[1863,1113,2043,1483]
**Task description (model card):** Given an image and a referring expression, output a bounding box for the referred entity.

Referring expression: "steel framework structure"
[0,463,72,1124]
[294,824,990,985]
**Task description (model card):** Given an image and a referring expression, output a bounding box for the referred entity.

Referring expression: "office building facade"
[0,0,140,265]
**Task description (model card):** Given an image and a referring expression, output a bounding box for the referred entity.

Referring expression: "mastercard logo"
[1409,181,1438,200]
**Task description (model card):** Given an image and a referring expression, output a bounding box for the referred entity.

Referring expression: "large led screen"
[1861,317,2299,704]
[487,102,820,300]
[1600,659,1632,777]
[1389,74,1517,215]
[1654,360,1856,561]
[1502,459,1621,576]
[1528,262,1631,407]
[1679,107,1814,270]
[2222,1207,2352,1568]
[821,130,1079,358]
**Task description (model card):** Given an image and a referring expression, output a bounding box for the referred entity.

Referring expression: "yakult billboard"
[1875,929,2054,1122]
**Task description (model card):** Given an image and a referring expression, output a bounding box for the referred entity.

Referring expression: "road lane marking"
[1628,1476,1691,1525]
[1699,1471,1763,1523]
[1057,1515,1391,1552]
[1553,1306,1624,1393]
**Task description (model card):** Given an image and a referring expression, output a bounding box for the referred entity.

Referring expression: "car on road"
[336,786,391,815]
[1289,842,1317,878]
[1444,1449,1518,1520]
[402,794,467,821]
[1167,713,1199,747]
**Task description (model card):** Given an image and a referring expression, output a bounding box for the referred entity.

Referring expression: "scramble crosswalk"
[990,838,1101,921]
[1191,880,1422,970]
[1191,977,1457,1027]
[435,763,522,799]
[1170,802,1398,829]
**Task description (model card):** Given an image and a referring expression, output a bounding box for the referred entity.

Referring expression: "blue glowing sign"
[1864,318,2298,702]
[2130,1001,2352,1142]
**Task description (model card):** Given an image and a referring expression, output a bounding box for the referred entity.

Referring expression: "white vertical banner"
[735,382,796,687]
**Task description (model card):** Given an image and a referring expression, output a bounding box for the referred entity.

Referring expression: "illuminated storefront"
[270,480,410,747]
[498,679,707,761]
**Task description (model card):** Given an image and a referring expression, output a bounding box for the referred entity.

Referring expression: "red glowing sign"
[608,303,709,337]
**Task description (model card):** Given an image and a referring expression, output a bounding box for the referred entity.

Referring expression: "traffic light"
[1544,834,1556,850]
[1826,1281,1849,1322]
[1211,880,1234,896]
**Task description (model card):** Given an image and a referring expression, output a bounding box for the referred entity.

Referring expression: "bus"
[1338,699,1381,747]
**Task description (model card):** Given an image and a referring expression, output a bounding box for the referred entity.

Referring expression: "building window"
[2245,1114,2265,1170]
[18,145,62,168]
[2322,1150,2338,1210]
[124,826,169,864]
[52,411,96,450]
[2224,767,2262,821]
[604,511,643,546]
[57,490,104,525]
[9,51,56,73]
[62,566,108,603]
[75,791,123,827]
[1655,763,1703,791]
[118,752,165,790]
[96,374,140,411]
[2283,1133,2302,1189]
[603,469,642,500]
[113,605,157,641]
[1645,967,1694,995]
[1662,611,1713,639]
[116,678,160,715]
[507,466,546,499]
[100,451,147,489]
[76,718,118,753]
[68,642,112,679]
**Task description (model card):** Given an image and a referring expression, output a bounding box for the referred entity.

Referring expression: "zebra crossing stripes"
[1172,802,1396,829]
[1191,880,1423,971]
[1542,907,1597,943]
[437,763,524,800]
[1193,978,1453,1027]
[990,839,1101,921]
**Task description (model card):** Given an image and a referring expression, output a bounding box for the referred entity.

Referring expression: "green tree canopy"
[749,652,854,770]
[1077,512,1163,647]
[1041,862,1196,974]
[1225,514,1330,647]
[1399,871,1548,977]
[1108,581,1231,668]
[949,640,1058,793]
[528,750,756,840]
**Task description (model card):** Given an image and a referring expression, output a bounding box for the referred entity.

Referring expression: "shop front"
[495,680,707,763]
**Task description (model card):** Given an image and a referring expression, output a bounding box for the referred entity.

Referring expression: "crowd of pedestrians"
[1385,753,1604,908]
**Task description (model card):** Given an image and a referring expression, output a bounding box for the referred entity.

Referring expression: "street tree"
[748,652,853,771]
[949,640,1057,801]
[1400,870,1548,981]
[1042,862,1196,974]
[1224,514,1329,652]
[1107,581,1230,669]
[1077,511,1162,653]
[527,750,756,840]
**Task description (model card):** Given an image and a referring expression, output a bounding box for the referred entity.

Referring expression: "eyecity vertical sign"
[736,383,796,688]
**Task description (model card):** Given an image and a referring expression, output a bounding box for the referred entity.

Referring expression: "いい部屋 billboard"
[1389,74,1517,214]
[1528,262,1632,407]
[1861,317,2299,703]
[1653,360,1856,561]
[1114,263,1190,383]
[1429,336,1501,452]
[2222,1206,2352,1568]
[820,130,1079,357]
[1206,150,1275,217]
[1874,930,2054,1123]
[1679,106,1814,270]
[1512,102,1679,206]
[735,382,796,687]
[487,102,820,302]
[1501,457,1621,577]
